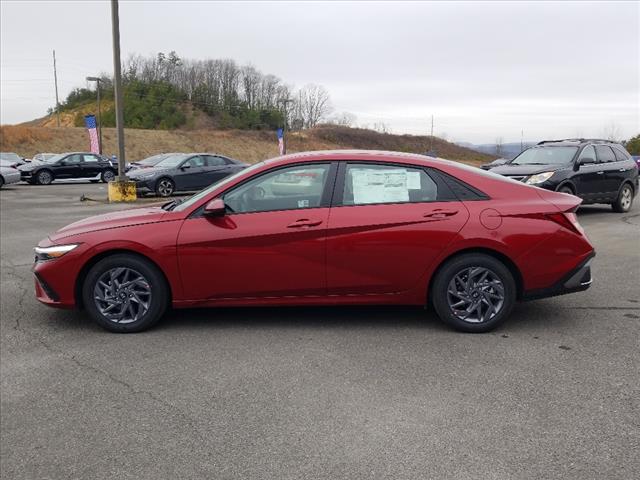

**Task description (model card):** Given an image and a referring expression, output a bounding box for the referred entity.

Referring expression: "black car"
[490,139,639,212]
[127,153,248,197]
[19,152,117,185]
[480,158,509,170]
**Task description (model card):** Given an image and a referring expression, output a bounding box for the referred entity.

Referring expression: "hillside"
[0,124,496,164]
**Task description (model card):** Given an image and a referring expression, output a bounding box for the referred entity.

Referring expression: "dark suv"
[490,139,638,212]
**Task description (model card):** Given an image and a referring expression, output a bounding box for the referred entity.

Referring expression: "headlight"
[34,244,79,261]
[135,172,158,179]
[525,171,555,185]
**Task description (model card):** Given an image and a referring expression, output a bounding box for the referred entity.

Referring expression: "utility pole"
[86,77,103,154]
[520,129,524,153]
[110,0,126,182]
[279,98,293,155]
[429,115,434,153]
[52,50,60,127]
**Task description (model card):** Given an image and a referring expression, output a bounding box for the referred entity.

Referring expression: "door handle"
[596,171,604,175]
[424,209,458,218]
[287,219,323,228]
[619,168,627,172]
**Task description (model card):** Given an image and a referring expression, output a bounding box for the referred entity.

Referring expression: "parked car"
[0,152,25,167]
[489,139,638,212]
[128,153,173,170]
[0,162,21,188]
[632,155,640,170]
[18,152,117,185]
[31,153,57,163]
[480,158,509,170]
[33,150,595,333]
[127,153,248,197]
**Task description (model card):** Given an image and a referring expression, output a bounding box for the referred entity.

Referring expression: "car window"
[343,163,438,206]
[64,154,83,164]
[578,145,596,163]
[224,164,331,214]
[205,156,227,167]
[511,146,577,165]
[83,154,100,163]
[613,147,629,162]
[184,156,206,168]
[595,146,615,163]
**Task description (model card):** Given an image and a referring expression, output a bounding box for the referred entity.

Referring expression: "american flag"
[84,115,100,154]
[277,128,284,155]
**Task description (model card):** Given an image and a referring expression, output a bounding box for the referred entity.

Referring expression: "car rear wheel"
[82,254,168,333]
[612,183,634,213]
[101,169,116,183]
[155,177,175,197]
[431,253,516,333]
[36,170,53,185]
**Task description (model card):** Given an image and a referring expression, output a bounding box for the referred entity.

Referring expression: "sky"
[1,0,638,143]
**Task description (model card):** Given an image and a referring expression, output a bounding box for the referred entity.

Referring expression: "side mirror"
[204,198,226,216]
[579,157,595,166]
[181,164,191,170]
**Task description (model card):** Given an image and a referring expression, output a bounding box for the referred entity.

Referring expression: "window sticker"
[297,199,309,208]
[406,171,421,189]
[351,168,410,204]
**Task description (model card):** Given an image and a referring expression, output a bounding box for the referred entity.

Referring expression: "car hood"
[128,167,173,178]
[50,206,170,241]
[490,163,568,176]
[18,160,45,170]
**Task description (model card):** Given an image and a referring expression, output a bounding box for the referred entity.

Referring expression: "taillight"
[546,212,584,235]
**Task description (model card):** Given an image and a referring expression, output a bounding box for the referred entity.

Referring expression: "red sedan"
[33,150,595,333]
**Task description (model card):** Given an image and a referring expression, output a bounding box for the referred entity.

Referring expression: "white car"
[0,161,21,188]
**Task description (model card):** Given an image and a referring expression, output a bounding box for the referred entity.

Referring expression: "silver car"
[0,160,21,188]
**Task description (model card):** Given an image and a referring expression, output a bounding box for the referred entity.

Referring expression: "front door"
[174,156,207,191]
[326,163,469,295]
[177,162,336,300]
[573,146,604,199]
[56,154,83,179]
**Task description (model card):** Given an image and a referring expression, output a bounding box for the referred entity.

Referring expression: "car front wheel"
[82,254,169,333]
[431,253,516,333]
[101,169,116,183]
[36,170,53,185]
[155,177,175,197]
[612,183,634,213]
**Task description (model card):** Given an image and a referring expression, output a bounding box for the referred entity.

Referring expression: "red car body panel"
[33,150,595,311]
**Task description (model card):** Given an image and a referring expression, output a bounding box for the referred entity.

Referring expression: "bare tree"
[602,121,622,142]
[495,136,504,157]
[329,111,357,127]
[297,84,332,128]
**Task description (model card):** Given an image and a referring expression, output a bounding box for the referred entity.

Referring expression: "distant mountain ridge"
[456,141,537,159]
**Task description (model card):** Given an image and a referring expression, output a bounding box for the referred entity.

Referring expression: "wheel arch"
[426,246,525,303]
[556,181,576,194]
[74,248,173,309]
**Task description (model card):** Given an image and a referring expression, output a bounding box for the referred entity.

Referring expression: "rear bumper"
[522,252,595,301]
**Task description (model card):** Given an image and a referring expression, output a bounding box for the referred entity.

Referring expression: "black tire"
[155,177,175,197]
[82,254,169,333]
[431,253,516,333]
[557,184,574,195]
[36,169,53,185]
[101,169,116,183]
[612,183,634,213]
[0,177,4,189]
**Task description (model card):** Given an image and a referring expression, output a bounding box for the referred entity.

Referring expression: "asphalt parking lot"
[1,181,639,480]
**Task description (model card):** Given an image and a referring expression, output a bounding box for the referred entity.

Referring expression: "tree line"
[58,52,338,131]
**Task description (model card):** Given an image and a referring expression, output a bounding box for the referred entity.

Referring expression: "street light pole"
[110,0,126,182]
[279,98,293,155]
[86,76,103,154]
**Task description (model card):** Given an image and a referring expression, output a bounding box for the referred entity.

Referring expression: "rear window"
[511,146,577,165]
[595,146,616,163]
[613,147,629,162]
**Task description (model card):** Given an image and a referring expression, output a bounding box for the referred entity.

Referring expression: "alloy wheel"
[93,267,152,324]
[103,170,115,182]
[621,186,632,211]
[38,171,52,185]
[157,179,174,197]
[447,266,505,323]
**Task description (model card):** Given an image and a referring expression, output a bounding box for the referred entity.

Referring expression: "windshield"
[155,154,189,168]
[139,153,170,165]
[0,153,20,161]
[172,161,265,212]
[511,146,578,165]
[43,154,66,163]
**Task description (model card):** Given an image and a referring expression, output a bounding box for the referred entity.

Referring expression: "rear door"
[176,162,336,300]
[594,145,619,198]
[201,155,233,187]
[81,154,102,178]
[325,162,469,295]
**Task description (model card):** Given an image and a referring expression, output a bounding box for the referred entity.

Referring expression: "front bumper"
[19,170,35,182]
[522,252,595,301]
[130,178,155,194]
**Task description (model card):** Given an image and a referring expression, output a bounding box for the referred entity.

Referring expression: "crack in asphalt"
[2,263,214,450]
[621,213,640,226]
[561,306,640,311]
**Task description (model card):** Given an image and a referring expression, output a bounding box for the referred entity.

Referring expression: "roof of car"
[536,138,622,146]
[267,149,441,164]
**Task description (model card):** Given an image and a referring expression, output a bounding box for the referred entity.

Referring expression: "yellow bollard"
[107,180,137,202]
